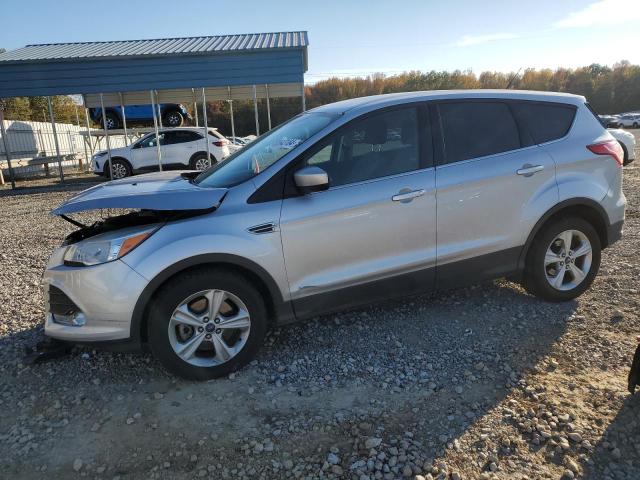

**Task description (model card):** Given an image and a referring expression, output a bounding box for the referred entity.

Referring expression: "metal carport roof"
[0,31,309,188]
[0,31,309,99]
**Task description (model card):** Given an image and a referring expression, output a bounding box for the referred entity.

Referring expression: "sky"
[1,0,639,83]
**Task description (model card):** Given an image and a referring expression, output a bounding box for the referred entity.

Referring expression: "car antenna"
[505,68,522,89]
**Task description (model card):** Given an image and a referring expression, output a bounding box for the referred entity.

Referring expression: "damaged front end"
[52,171,228,256]
[57,206,222,268]
[60,209,168,245]
[36,172,230,356]
[45,171,229,271]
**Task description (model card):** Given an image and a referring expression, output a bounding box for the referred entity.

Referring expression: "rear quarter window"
[511,102,577,144]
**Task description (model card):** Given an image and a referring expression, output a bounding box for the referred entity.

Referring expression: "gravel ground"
[0,133,639,480]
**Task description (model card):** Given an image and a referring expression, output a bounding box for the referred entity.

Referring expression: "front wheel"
[148,268,268,380]
[523,216,601,302]
[104,158,132,179]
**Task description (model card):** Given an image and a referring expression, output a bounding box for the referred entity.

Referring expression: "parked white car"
[608,128,636,165]
[92,127,231,179]
[617,114,640,129]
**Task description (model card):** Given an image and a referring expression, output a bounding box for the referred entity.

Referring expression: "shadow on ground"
[582,377,640,479]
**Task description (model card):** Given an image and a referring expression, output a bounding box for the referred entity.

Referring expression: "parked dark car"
[598,115,620,128]
[89,103,191,130]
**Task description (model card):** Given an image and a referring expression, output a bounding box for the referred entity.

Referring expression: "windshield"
[195,112,337,188]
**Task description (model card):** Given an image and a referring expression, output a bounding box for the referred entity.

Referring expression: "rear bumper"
[607,220,624,247]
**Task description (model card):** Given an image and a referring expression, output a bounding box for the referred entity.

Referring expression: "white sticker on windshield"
[279,137,303,149]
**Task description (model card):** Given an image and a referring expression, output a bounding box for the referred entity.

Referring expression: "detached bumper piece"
[24,337,72,365]
[628,337,640,394]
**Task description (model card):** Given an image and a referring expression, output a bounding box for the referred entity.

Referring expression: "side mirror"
[294,166,329,194]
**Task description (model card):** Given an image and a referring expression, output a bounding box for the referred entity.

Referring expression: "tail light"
[212,140,228,147]
[587,140,624,166]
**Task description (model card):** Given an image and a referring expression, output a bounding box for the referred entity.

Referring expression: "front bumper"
[42,249,148,346]
[92,158,106,175]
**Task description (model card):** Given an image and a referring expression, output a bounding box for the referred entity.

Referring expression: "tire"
[148,268,268,380]
[619,141,630,166]
[163,110,184,127]
[104,158,132,179]
[633,122,639,129]
[522,216,601,302]
[104,112,120,130]
[189,152,214,171]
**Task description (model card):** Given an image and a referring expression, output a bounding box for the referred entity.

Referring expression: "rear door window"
[170,131,202,144]
[510,102,576,144]
[438,102,520,164]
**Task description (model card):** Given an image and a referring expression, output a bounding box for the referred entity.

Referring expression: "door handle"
[516,164,544,176]
[392,189,426,202]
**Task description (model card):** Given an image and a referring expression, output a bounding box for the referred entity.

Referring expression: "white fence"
[0,119,127,178]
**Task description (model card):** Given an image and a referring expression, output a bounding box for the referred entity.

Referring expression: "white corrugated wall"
[0,120,127,177]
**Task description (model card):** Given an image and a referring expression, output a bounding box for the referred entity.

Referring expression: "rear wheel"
[189,153,214,171]
[163,110,184,127]
[104,112,120,130]
[148,268,268,380]
[523,216,601,302]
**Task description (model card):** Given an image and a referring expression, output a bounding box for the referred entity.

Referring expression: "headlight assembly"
[63,226,157,266]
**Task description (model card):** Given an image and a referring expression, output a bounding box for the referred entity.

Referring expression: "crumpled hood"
[52,171,227,215]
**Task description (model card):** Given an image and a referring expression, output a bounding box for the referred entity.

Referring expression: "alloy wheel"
[111,162,128,179]
[544,229,592,291]
[194,157,211,170]
[168,289,251,367]
[166,113,181,126]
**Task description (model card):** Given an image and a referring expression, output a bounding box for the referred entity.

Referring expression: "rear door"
[161,130,202,166]
[279,105,437,317]
[434,100,559,287]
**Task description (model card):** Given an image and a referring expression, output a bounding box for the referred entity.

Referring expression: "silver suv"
[44,90,626,380]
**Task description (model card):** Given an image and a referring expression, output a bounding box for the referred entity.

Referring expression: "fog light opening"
[51,311,86,327]
[72,312,86,326]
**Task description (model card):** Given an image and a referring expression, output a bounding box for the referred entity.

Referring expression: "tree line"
[206,61,640,136]
[2,61,639,137]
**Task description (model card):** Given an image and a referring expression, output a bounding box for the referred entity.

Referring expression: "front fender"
[121,211,292,342]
